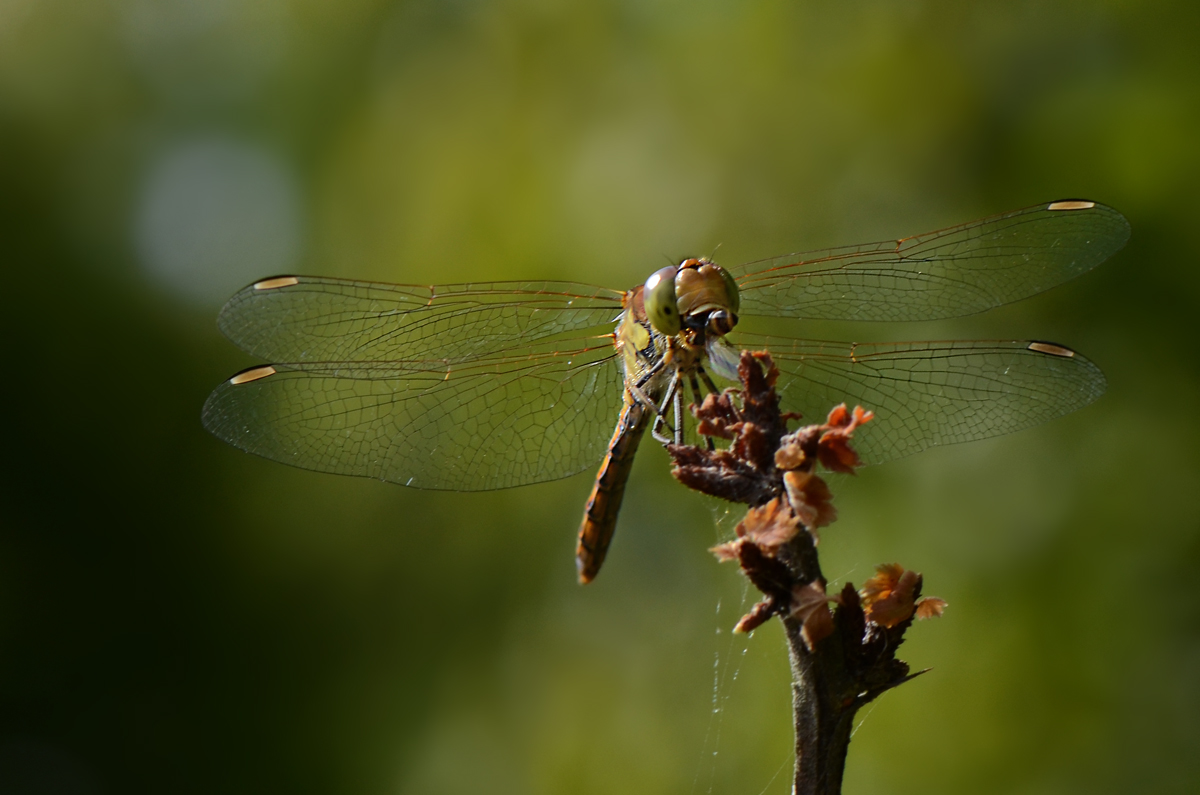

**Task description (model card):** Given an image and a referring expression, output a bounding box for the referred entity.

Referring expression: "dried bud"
[790,580,835,649]
[710,540,740,562]
[733,601,778,634]
[774,440,807,471]
[693,392,739,439]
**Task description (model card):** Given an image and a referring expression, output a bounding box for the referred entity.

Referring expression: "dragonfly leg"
[629,357,673,425]
[632,357,667,390]
[630,371,676,427]
[697,366,721,397]
[672,379,684,445]
[649,371,680,446]
[627,381,657,411]
[687,371,715,451]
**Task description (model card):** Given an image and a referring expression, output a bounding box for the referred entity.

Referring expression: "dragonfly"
[203,199,1128,583]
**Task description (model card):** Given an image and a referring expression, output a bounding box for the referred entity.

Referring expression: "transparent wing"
[733,201,1129,321]
[201,337,624,491]
[217,276,626,363]
[730,333,1106,464]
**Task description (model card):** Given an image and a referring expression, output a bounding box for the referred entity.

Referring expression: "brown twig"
[669,350,945,795]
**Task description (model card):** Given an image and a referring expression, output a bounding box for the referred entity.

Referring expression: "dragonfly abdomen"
[575,400,650,584]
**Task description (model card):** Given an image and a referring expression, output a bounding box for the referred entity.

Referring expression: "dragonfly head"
[643,258,740,339]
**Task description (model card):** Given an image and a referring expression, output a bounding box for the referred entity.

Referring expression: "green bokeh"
[2,1,1197,793]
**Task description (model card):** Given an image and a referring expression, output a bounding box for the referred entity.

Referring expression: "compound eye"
[643,265,681,335]
[714,263,740,316]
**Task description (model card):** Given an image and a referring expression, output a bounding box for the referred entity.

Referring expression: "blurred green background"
[2,1,1198,793]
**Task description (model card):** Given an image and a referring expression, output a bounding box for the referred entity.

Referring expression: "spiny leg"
[627,381,657,412]
[630,357,683,445]
[649,370,680,445]
[687,371,715,451]
[631,380,678,443]
[627,360,671,426]
[672,379,684,445]
[633,357,666,391]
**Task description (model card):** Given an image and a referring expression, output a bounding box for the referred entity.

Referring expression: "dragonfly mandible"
[202,200,1129,583]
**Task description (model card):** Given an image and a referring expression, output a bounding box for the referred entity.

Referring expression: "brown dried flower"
[790,580,837,650]
[711,497,801,560]
[737,497,801,550]
[915,597,948,620]
[859,563,946,627]
[693,391,740,440]
[783,470,837,534]
[817,404,875,474]
[774,439,807,471]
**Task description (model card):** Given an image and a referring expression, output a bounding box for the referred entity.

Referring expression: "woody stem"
[778,530,858,795]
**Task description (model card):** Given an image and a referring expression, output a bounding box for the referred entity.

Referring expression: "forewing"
[202,338,624,490]
[731,333,1106,464]
[734,201,1129,321]
[218,276,625,363]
